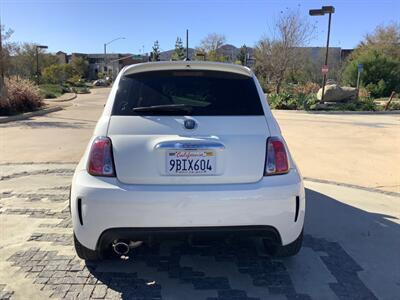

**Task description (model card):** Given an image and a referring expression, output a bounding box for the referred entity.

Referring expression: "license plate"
[166,150,216,175]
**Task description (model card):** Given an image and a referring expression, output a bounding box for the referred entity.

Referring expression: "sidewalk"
[0,163,399,300]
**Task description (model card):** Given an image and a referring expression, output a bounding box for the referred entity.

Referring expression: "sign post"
[0,16,5,102]
[321,65,329,75]
[357,63,363,89]
[356,63,363,99]
[320,65,329,102]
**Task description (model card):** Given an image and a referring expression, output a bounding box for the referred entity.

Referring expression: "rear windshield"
[112,70,264,116]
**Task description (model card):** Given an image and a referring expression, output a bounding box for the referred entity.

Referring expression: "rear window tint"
[112,70,264,116]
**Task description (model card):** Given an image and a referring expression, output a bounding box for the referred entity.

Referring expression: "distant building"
[157,46,255,66]
[57,52,147,80]
[56,51,68,64]
[71,53,147,80]
[340,49,354,61]
[56,45,352,80]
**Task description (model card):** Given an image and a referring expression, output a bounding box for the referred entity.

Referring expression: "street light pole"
[321,11,332,103]
[104,43,106,73]
[186,29,189,61]
[103,37,126,77]
[36,46,39,82]
[0,16,5,101]
[309,6,335,103]
[35,45,48,85]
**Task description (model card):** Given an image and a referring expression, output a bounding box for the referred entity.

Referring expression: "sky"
[1,0,399,54]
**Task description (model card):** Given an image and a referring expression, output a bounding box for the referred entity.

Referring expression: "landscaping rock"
[317,84,357,102]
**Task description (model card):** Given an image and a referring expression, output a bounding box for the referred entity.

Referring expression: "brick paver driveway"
[0,89,399,299]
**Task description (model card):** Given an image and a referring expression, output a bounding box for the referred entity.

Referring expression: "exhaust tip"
[112,241,130,256]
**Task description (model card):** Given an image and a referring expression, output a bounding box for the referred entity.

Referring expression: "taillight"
[264,137,289,175]
[87,137,116,177]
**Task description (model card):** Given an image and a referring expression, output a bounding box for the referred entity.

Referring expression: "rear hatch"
[107,69,270,184]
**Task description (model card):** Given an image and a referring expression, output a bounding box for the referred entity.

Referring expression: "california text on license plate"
[166,150,216,175]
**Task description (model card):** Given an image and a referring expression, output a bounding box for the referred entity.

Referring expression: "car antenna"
[184,29,190,61]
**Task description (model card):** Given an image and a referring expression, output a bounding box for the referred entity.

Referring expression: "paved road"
[274,110,400,194]
[1,88,399,194]
[0,88,399,300]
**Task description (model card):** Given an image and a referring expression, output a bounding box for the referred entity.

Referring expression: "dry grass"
[0,77,43,116]
[292,82,320,95]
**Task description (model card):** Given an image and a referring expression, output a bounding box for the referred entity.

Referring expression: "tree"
[254,10,315,93]
[9,43,58,80]
[70,57,89,78]
[151,40,160,61]
[0,26,16,68]
[360,22,400,59]
[42,64,77,84]
[343,49,400,98]
[342,23,400,97]
[285,47,342,84]
[172,37,185,61]
[199,33,226,61]
[1,25,17,102]
[237,44,248,66]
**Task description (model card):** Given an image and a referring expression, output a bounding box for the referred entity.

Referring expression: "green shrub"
[342,49,400,98]
[42,64,77,84]
[268,92,318,110]
[71,86,90,94]
[268,93,292,109]
[365,79,387,98]
[41,91,57,99]
[302,93,319,110]
[358,97,377,111]
[268,92,378,111]
[70,57,89,78]
[0,77,43,115]
[66,75,84,87]
[311,97,378,111]
[97,71,107,80]
[388,101,400,110]
[39,84,64,99]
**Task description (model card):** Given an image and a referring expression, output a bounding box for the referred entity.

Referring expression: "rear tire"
[264,230,303,257]
[74,234,101,261]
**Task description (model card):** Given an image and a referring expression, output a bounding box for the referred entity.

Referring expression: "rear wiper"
[132,104,192,113]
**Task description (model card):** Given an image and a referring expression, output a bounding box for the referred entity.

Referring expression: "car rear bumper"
[71,169,305,250]
[97,225,282,251]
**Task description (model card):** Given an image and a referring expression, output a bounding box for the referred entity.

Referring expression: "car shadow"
[85,188,399,300]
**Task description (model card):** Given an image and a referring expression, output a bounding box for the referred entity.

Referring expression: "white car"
[71,61,305,260]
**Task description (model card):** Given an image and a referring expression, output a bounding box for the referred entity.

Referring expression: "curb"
[91,86,111,89]
[304,177,400,197]
[0,106,63,124]
[44,93,77,103]
[272,109,400,115]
